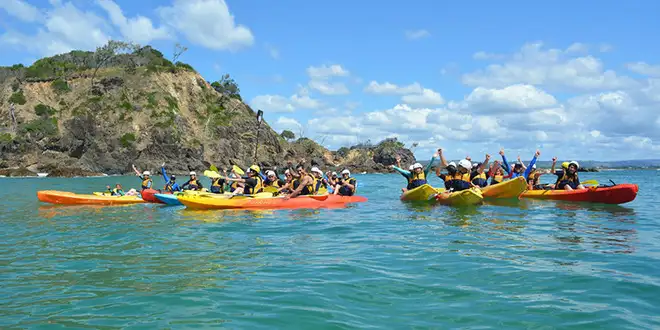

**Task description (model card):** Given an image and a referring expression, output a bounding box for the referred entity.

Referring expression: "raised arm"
[438,148,448,167]
[499,149,511,174]
[391,165,412,178]
[517,155,527,170]
[131,164,141,176]
[479,154,491,171]
[161,163,170,182]
[423,154,436,177]
[523,150,541,179]
[550,157,557,173]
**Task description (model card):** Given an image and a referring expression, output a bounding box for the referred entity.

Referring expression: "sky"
[1,0,660,161]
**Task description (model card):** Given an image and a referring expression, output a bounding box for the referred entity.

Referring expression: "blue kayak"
[154,193,182,206]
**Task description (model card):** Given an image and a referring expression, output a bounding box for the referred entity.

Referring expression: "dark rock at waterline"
[0,167,36,177]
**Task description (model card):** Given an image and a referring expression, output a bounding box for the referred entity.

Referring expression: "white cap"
[142,171,150,176]
[341,169,350,175]
[284,169,291,174]
[458,159,472,170]
[447,162,457,168]
[412,163,423,169]
[189,171,196,176]
[311,167,323,175]
[266,170,276,176]
[569,161,580,168]
[332,171,338,176]
[408,165,414,170]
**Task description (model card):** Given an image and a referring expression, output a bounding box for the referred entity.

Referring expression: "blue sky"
[2,0,660,161]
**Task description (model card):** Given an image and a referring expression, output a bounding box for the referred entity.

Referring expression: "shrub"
[20,118,58,137]
[0,133,12,143]
[9,91,27,105]
[146,92,158,109]
[280,130,295,140]
[165,95,178,112]
[51,79,71,94]
[11,81,20,92]
[175,61,196,72]
[120,133,136,148]
[34,104,57,117]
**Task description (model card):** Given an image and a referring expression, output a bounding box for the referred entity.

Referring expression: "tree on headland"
[280,130,295,141]
[211,74,242,100]
[90,40,140,90]
[172,43,188,63]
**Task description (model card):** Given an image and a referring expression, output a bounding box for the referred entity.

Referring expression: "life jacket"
[210,178,224,193]
[491,174,504,185]
[313,177,327,194]
[110,188,123,196]
[527,171,539,186]
[265,178,281,188]
[189,179,201,190]
[409,170,427,189]
[471,172,488,188]
[141,178,152,190]
[164,181,175,192]
[244,176,264,195]
[450,172,471,191]
[230,181,239,192]
[556,171,579,189]
[338,177,357,196]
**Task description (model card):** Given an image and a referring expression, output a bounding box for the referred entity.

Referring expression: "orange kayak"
[37,190,146,205]
[178,194,367,210]
[520,184,639,205]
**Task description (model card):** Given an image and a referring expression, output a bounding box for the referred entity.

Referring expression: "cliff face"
[0,46,415,176]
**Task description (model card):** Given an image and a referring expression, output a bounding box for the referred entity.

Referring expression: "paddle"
[203,170,221,178]
[580,180,599,186]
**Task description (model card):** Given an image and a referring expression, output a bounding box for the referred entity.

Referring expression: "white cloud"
[405,29,430,40]
[565,42,588,53]
[1,2,110,56]
[463,84,557,113]
[273,117,302,134]
[401,88,445,106]
[251,95,295,113]
[473,51,505,60]
[364,81,422,95]
[97,0,169,44]
[0,0,41,22]
[158,0,254,51]
[626,62,660,77]
[309,80,350,95]
[463,42,638,91]
[306,64,350,79]
[599,43,613,53]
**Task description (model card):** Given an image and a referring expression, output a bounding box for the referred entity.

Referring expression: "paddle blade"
[210,165,219,172]
[203,170,221,178]
[580,180,599,186]
[232,165,245,176]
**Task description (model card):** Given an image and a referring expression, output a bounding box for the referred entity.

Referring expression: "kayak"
[400,184,442,201]
[480,177,527,199]
[154,193,182,205]
[520,184,639,205]
[178,194,367,210]
[435,188,483,206]
[141,189,166,204]
[37,190,145,205]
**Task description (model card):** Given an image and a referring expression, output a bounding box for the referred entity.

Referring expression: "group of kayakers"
[104,162,359,198]
[393,148,586,193]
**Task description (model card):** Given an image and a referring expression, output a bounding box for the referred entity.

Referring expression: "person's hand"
[437,148,443,153]
[499,149,505,156]
[466,155,472,161]
[535,150,541,157]
[552,157,557,163]
[389,164,395,169]
[485,154,491,160]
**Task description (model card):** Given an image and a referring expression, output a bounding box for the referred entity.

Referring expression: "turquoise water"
[2,171,660,329]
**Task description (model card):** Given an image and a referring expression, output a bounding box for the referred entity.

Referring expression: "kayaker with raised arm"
[132,164,153,190]
[500,149,541,180]
[470,154,491,188]
[161,163,181,192]
[181,171,203,191]
[554,161,586,191]
[223,165,264,195]
[392,153,435,192]
[487,160,505,185]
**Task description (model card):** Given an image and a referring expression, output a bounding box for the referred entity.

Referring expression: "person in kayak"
[161,163,181,192]
[436,161,459,190]
[264,170,285,189]
[209,176,225,194]
[311,167,329,193]
[500,149,541,180]
[131,164,153,190]
[105,184,125,196]
[390,155,414,191]
[392,153,436,192]
[277,169,295,194]
[470,155,491,188]
[181,172,203,191]
[223,165,264,195]
[334,169,357,196]
[436,149,473,191]
[487,160,505,185]
[554,160,585,190]
[288,165,316,198]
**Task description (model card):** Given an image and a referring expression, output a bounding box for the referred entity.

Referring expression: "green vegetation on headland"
[0,41,413,177]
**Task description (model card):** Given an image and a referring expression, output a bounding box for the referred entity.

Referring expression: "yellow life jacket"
[492,174,504,183]
[338,177,357,196]
[471,172,488,187]
[294,175,315,195]
[528,171,539,185]
[244,176,263,195]
[452,172,471,183]
[211,178,222,188]
[409,170,427,188]
[141,178,152,190]
[556,172,579,187]
[265,178,281,188]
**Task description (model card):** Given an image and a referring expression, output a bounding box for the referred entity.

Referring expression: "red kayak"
[141,189,169,204]
[520,184,639,205]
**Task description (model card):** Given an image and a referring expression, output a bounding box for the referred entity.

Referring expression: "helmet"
[311,167,323,175]
[331,171,338,176]
[142,171,150,176]
[569,161,579,169]
[249,165,261,173]
[408,165,414,171]
[266,170,276,177]
[284,169,291,175]
[170,175,176,179]
[561,162,569,169]
[189,171,196,176]
[341,169,351,175]
[447,162,456,168]
[458,159,472,170]
[412,163,423,169]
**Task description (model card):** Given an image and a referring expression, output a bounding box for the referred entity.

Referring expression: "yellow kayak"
[480,177,527,199]
[435,188,483,206]
[400,184,443,201]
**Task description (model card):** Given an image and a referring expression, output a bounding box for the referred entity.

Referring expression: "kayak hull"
[435,188,484,206]
[400,184,442,201]
[481,177,527,199]
[37,190,145,205]
[178,194,367,210]
[520,184,639,205]
[154,193,182,205]
[141,189,166,204]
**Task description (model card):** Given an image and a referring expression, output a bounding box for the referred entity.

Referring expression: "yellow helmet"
[249,165,261,173]
[561,162,569,169]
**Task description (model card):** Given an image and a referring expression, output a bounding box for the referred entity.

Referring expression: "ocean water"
[1,171,659,329]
